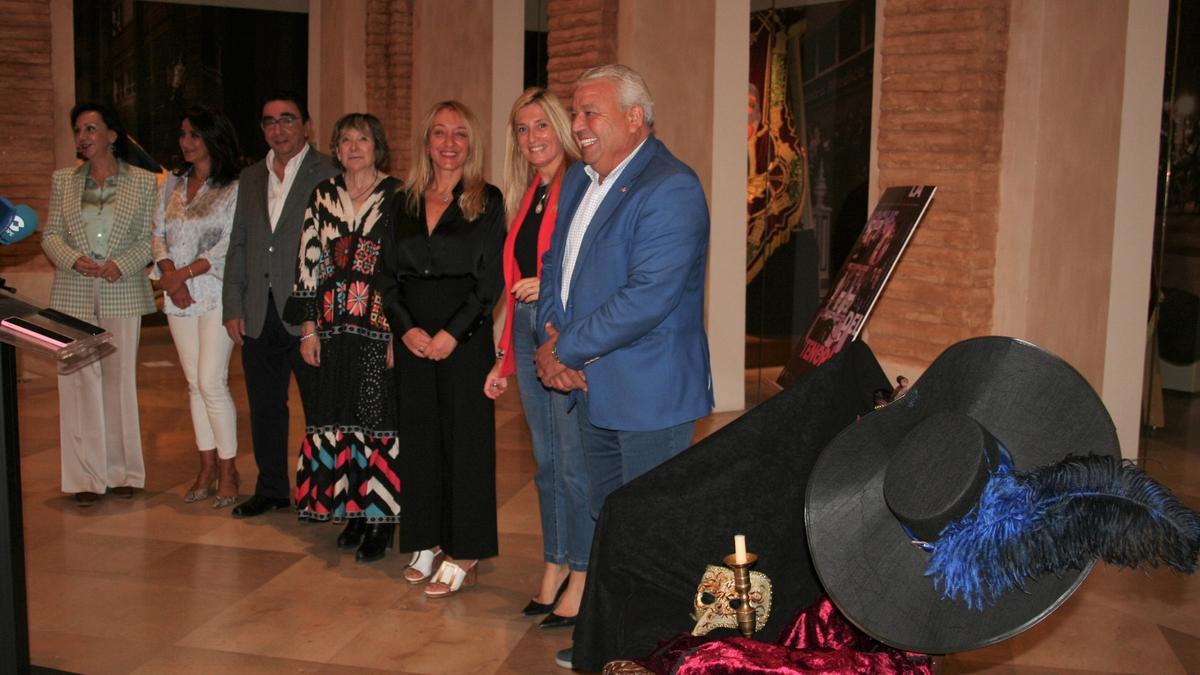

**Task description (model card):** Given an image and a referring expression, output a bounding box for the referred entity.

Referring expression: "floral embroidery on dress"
[323,289,335,324]
[334,280,347,322]
[334,237,352,269]
[347,280,369,316]
[370,292,389,331]
[353,239,380,276]
[319,251,335,282]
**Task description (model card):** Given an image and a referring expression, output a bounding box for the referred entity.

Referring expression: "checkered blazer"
[41,161,157,319]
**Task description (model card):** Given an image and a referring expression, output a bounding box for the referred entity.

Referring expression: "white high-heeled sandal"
[424,559,478,598]
[404,548,442,584]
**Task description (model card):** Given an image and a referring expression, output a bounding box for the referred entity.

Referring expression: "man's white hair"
[577,64,655,128]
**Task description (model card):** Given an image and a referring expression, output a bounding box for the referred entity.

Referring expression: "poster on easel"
[777,185,936,388]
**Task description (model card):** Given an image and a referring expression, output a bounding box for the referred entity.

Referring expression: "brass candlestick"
[722,552,758,638]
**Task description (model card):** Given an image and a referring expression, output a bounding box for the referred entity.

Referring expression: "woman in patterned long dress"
[284,113,401,561]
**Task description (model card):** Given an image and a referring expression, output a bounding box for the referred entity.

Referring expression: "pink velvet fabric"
[635,596,932,674]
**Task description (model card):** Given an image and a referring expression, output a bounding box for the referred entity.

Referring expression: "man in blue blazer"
[535,63,713,669]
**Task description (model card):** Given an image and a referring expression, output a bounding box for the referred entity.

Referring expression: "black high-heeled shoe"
[337,518,367,550]
[522,575,570,616]
[355,523,394,562]
[538,612,576,629]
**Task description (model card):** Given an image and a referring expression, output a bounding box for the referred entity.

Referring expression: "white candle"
[734,534,747,564]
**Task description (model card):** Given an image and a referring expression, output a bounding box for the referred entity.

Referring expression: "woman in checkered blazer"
[41,102,157,507]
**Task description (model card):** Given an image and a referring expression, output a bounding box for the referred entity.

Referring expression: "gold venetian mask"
[691,564,773,636]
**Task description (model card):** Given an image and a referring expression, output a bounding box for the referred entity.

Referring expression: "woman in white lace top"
[151,107,241,508]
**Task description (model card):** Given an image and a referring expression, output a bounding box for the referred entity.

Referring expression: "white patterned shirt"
[266,143,311,232]
[560,138,648,307]
[151,176,238,316]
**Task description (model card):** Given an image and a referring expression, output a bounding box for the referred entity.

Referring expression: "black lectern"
[0,280,111,674]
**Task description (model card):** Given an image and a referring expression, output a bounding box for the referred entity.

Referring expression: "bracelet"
[300,332,316,341]
[186,265,194,278]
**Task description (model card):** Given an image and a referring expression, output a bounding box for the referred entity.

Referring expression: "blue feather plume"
[925,454,1200,610]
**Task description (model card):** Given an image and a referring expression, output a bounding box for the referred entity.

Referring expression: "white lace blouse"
[151,175,239,317]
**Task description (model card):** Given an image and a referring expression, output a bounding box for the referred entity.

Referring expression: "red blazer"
[497,167,565,377]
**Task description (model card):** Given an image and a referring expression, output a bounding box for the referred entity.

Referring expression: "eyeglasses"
[261,114,300,129]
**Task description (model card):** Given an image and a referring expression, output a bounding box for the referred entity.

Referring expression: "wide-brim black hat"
[805,336,1120,654]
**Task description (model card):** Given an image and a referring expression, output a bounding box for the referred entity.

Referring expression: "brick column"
[546,0,618,101]
[0,0,55,266]
[366,0,413,175]
[869,0,1009,367]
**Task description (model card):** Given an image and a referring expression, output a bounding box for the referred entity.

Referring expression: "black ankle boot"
[337,518,367,550]
[356,523,394,562]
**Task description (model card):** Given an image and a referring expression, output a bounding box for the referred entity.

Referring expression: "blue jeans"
[513,301,590,571]
[575,393,695,532]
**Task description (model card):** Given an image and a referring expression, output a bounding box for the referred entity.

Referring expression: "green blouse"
[80,172,118,259]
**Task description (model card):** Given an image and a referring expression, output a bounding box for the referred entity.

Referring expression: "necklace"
[428,187,452,204]
[534,184,549,214]
[348,169,380,202]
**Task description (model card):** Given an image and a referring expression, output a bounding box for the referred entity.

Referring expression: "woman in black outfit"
[378,100,506,597]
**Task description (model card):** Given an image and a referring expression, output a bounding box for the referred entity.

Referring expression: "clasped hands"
[74,256,123,284]
[156,263,195,309]
[535,323,587,393]
[402,327,457,361]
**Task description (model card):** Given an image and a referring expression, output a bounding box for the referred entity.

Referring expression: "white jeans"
[167,308,237,459]
[58,315,145,493]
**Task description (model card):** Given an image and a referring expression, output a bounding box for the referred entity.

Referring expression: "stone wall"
[0,0,55,268]
[868,0,1010,366]
[365,0,413,176]
[546,0,618,101]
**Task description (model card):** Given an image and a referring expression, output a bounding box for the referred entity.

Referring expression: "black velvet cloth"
[570,340,889,672]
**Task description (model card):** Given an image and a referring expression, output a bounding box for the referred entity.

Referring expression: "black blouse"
[377,181,506,341]
[514,182,547,277]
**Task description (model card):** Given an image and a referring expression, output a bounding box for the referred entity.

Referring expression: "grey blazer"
[222,147,338,338]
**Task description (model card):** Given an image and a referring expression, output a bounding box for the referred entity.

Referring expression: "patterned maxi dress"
[284,175,402,522]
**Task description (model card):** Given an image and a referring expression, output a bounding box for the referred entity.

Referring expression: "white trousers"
[58,315,145,493]
[167,308,237,459]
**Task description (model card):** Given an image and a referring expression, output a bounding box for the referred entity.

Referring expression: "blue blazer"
[537,135,713,432]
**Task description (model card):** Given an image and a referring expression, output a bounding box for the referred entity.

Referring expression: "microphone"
[0,197,38,245]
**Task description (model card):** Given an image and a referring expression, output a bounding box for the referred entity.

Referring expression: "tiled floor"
[11,326,1200,673]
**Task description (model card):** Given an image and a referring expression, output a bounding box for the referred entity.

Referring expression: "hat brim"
[805,336,1120,654]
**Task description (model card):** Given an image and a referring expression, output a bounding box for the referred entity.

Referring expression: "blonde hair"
[502,88,580,220]
[406,100,488,221]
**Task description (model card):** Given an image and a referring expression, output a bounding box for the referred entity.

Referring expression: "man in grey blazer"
[222,92,338,518]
